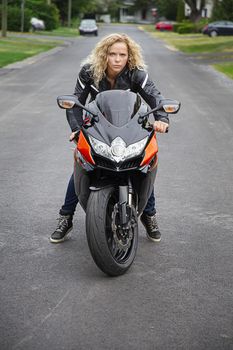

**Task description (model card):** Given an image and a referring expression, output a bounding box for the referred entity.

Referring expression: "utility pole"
[21,0,25,32]
[2,0,8,37]
[68,0,72,27]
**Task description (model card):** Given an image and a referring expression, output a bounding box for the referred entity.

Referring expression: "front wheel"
[86,187,138,276]
[209,30,218,37]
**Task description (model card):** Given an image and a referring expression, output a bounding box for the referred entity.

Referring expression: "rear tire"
[86,187,138,276]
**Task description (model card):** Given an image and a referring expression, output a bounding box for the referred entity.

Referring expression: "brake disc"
[111,205,135,251]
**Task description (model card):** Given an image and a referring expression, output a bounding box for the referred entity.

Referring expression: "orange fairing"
[140,134,158,166]
[77,131,95,165]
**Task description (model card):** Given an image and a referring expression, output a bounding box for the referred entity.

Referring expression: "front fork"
[118,178,135,226]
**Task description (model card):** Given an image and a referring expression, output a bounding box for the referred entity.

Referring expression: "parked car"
[79,19,98,36]
[155,21,173,31]
[30,17,45,31]
[202,21,233,37]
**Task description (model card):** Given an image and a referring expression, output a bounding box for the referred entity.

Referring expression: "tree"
[156,0,178,21]
[176,0,185,22]
[184,0,206,22]
[54,0,101,24]
[212,0,233,21]
[133,0,157,12]
[54,0,123,24]
[1,0,59,31]
[2,0,8,37]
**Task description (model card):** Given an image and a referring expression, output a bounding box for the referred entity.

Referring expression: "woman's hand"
[69,131,79,143]
[153,121,169,133]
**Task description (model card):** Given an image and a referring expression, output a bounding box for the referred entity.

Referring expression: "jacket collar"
[102,65,129,87]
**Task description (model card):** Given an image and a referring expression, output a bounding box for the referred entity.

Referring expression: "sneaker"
[140,213,161,242]
[50,214,73,243]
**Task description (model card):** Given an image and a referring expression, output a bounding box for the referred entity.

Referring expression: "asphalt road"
[0,25,233,350]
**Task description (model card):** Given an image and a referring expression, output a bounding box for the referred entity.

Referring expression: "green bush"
[0,6,32,32]
[173,19,207,34]
[173,23,182,32]
[195,19,209,33]
[26,1,59,30]
[0,1,60,32]
[177,23,196,34]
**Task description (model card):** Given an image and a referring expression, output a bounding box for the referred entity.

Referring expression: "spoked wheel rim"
[105,192,137,264]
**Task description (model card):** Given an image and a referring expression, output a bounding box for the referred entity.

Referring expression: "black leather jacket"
[67,64,169,132]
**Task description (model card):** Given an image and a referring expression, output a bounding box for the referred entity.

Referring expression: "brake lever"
[143,121,153,131]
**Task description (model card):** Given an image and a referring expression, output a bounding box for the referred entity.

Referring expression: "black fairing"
[74,90,157,215]
[85,90,149,146]
[95,90,142,127]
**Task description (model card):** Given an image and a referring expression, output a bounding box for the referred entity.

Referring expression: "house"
[119,0,156,23]
[119,0,215,23]
[185,0,214,18]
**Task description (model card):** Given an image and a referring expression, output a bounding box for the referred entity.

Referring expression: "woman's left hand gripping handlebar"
[69,130,80,144]
[153,121,169,133]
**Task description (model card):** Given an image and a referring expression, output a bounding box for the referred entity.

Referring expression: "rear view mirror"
[57,95,98,117]
[57,95,81,109]
[138,98,181,124]
[160,99,180,114]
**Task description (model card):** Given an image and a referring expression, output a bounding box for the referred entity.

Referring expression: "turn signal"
[163,104,179,113]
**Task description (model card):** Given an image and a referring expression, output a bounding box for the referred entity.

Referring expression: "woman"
[50,33,169,244]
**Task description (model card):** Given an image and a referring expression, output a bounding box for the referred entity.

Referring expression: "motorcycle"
[57,90,180,276]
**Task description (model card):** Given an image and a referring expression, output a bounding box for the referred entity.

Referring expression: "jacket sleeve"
[132,69,169,124]
[66,64,92,131]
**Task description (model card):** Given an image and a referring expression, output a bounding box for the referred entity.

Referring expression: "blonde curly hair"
[82,33,147,87]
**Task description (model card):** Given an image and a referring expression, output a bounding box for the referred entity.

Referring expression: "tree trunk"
[184,0,206,22]
[2,0,8,37]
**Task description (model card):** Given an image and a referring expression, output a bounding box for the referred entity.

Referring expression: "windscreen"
[96,90,141,127]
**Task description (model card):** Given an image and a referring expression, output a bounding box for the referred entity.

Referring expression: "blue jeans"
[60,173,156,216]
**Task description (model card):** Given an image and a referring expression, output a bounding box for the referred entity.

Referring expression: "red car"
[155,21,173,31]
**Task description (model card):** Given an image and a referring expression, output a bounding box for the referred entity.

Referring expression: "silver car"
[79,19,98,36]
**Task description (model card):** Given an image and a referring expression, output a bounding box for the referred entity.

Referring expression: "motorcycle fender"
[89,184,113,191]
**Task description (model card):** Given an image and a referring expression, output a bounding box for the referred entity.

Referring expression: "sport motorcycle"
[57,90,180,276]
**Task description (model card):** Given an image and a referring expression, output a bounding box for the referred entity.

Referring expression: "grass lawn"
[0,36,62,68]
[165,35,233,54]
[33,26,79,37]
[214,62,233,79]
[140,25,233,54]
[140,25,233,80]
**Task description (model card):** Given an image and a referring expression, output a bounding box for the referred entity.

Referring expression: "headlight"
[89,136,112,159]
[89,136,148,163]
[125,137,148,159]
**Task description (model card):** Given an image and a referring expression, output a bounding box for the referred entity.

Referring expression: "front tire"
[86,187,138,276]
[209,30,218,37]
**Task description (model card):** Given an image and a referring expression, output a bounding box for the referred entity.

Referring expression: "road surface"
[0,25,233,350]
